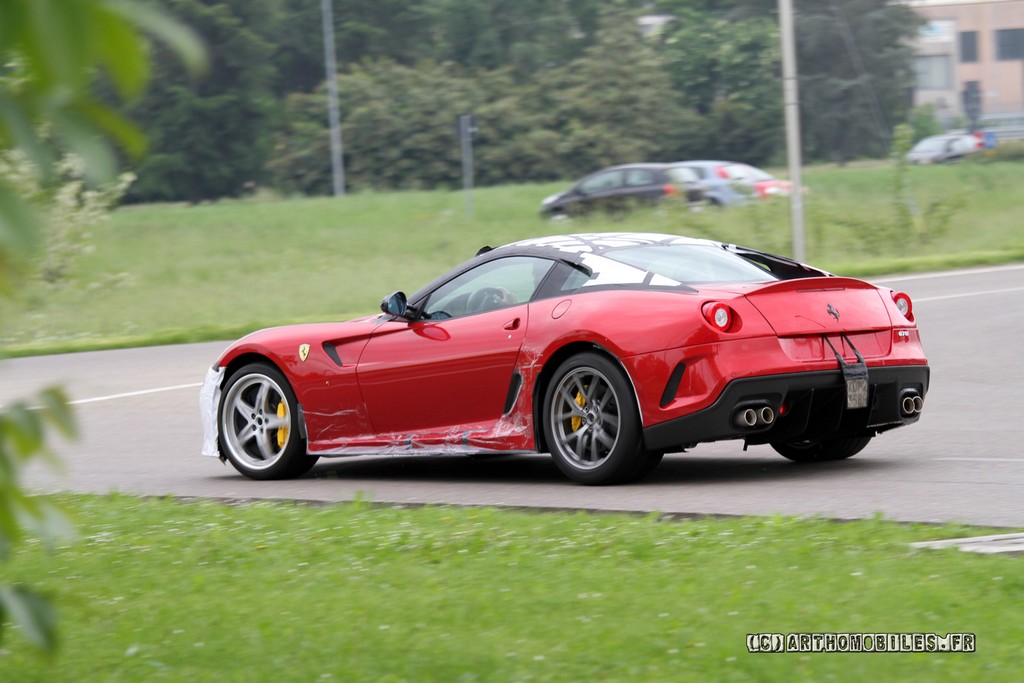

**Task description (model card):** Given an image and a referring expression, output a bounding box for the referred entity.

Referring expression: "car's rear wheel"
[542,352,659,484]
[770,436,872,463]
[218,363,317,479]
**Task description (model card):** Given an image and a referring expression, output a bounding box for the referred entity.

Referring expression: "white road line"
[915,287,1024,303]
[69,383,203,406]
[935,458,1023,463]
[877,264,1024,283]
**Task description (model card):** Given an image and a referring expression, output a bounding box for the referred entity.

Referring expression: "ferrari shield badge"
[298,344,310,362]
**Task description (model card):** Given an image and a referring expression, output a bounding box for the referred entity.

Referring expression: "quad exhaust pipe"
[900,392,924,417]
[734,408,758,428]
[733,404,776,429]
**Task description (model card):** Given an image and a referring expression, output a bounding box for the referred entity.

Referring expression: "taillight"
[892,291,914,321]
[663,183,678,197]
[702,302,735,332]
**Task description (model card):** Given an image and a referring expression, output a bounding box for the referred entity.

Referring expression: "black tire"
[770,436,873,463]
[542,352,659,484]
[636,450,665,479]
[218,363,318,479]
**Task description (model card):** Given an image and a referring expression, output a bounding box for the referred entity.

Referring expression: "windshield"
[910,137,950,153]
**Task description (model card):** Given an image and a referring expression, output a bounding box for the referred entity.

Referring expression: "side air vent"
[322,343,343,367]
[504,372,524,414]
[660,363,687,408]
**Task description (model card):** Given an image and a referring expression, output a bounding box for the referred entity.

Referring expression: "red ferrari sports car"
[200,233,929,484]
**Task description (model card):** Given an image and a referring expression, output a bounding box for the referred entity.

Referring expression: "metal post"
[778,0,805,262]
[321,0,345,196]
[459,114,475,218]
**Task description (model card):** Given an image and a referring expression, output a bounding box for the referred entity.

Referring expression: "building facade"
[904,0,1024,123]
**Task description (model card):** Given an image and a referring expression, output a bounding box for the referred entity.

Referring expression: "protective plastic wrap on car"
[305,410,532,457]
[199,365,224,457]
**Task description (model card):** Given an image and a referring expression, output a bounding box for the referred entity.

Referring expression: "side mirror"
[380,291,410,318]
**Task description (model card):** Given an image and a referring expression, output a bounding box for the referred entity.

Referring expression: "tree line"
[125,0,921,203]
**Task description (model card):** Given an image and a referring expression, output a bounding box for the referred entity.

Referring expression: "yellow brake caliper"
[276,401,289,447]
[570,390,587,432]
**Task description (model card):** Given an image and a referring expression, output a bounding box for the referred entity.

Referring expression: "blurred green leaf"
[0,180,40,249]
[74,98,147,160]
[38,388,76,439]
[26,0,87,91]
[0,586,58,650]
[109,0,208,77]
[50,110,117,183]
[94,5,151,98]
[0,91,52,173]
[3,404,44,458]
[0,182,42,292]
[17,499,76,548]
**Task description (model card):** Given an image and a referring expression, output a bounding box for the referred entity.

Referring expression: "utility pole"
[321,0,345,196]
[778,0,805,262]
[458,114,477,218]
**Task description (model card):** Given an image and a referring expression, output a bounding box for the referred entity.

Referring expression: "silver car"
[905,134,984,164]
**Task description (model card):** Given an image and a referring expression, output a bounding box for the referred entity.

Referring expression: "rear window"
[723,164,772,182]
[609,244,774,283]
[562,244,776,291]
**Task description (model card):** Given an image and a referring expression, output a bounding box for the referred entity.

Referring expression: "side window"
[422,257,554,319]
[725,164,753,181]
[579,171,624,195]
[625,169,657,186]
[559,266,592,293]
[667,167,698,184]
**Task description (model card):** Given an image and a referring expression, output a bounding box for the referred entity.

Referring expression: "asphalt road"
[3,264,1022,527]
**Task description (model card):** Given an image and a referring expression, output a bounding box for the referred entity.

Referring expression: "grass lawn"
[1,161,1023,356]
[1,495,1019,681]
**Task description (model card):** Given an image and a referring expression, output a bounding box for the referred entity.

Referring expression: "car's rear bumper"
[642,364,930,451]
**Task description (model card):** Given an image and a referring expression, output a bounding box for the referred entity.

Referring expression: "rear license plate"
[846,377,868,409]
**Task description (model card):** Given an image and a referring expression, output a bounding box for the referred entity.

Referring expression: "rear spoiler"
[723,244,831,280]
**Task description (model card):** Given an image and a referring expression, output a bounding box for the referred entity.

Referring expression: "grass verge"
[2,495,1021,681]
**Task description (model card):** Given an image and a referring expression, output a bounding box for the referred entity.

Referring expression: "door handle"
[503,318,520,331]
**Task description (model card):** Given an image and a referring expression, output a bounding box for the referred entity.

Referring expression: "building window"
[915,55,952,90]
[996,28,1024,60]
[960,31,978,63]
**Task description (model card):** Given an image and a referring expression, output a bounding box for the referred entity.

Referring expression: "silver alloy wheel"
[548,366,621,470]
[220,372,293,471]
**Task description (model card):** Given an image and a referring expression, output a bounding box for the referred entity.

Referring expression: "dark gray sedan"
[540,163,705,218]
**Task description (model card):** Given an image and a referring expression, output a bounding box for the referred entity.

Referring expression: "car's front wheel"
[218,363,317,479]
[770,436,872,463]
[542,352,660,485]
